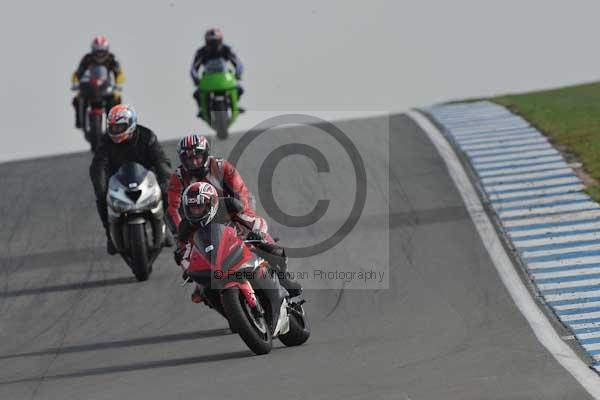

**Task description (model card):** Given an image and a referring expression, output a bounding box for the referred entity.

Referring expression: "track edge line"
[406,109,600,399]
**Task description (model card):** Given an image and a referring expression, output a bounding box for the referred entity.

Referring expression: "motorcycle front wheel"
[222,286,272,355]
[129,223,151,282]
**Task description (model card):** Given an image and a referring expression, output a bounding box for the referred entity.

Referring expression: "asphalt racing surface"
[0,115,592,399]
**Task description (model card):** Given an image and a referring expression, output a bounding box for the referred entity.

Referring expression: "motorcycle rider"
[166,134,258,234]
[174,181,302,303]
[90,104,173,255]
[190,28,244,118]
[167,134,301,301]
[71,36,125,128]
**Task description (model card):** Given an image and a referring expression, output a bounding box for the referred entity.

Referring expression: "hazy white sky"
[1,0,599,161]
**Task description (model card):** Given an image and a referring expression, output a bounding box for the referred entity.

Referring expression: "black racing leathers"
[190,44,243,83]
[90,125,172,228]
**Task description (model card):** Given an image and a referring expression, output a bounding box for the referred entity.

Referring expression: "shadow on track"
[0,350,252,385]
[0,328,231,360]
[0,277,135,298]
[0,247,104,271]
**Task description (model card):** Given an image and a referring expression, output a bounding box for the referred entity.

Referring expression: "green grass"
[492,82,600,201]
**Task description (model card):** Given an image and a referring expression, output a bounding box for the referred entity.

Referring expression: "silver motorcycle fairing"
[106,170,162,216]
[106,167,165,252]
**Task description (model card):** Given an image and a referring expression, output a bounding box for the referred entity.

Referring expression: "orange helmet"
[107,105,137,144]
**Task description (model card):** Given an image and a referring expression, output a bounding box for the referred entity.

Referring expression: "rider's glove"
[235,74,242,81]
[246,230,265,242]
[71,84,79,91]
[114,85,123,93]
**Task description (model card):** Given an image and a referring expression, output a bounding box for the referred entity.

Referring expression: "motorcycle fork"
[200,92,210,122]
[250,268,287,330]
[224,280,258,308]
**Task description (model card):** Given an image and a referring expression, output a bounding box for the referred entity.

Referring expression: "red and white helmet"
[91,36,110,61]
[204,28,223,51]
[182,182,219,226]
[91,36,109,52]
[177,134,210,172]
[107,104,137,144]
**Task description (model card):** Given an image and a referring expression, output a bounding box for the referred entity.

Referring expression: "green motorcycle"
[197,58,240,139]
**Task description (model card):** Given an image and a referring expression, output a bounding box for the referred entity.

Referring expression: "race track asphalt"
[0,115,591,399]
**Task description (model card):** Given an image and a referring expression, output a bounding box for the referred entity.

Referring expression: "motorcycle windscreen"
[80,65,113,98]
[190,223,248,275]
[115,162,149,190]
[203,58,228,73]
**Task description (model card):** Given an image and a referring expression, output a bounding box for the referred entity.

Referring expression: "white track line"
[473,149,559,163]
[461,138,548,151]
[485,177,581,193]
[474,155,564,170]
[478,162,569,177]
[457,131,541,145]
[482,168,575,184]
[505,210,600,229]
[488,184,586,201]
[498,202,598,219]
[533,267,600,281]
[529,256,600,270]
[545,290,600,303]
[524,243,600,259]
[577,332,600,340]
[467,143,554,157]
[514,232,600,248]
[492,193,589,209]
[510,220,600,239]
[407,110,600,399]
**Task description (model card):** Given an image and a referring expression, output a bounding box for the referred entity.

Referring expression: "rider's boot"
[191,285,204,303]
[163,228,175,248]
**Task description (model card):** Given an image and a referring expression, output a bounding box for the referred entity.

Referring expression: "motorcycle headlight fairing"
[108,190,135,212]
[136,174,162,210]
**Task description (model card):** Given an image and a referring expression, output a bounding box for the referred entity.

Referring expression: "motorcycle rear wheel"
[279,304,310,347]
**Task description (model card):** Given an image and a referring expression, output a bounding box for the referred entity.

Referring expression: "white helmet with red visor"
[182,182,219,226]
[107,104,137,144]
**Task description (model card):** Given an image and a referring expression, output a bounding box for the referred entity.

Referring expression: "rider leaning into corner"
[71,36,125,128]
[190,28,245,118]
[167,134,302,302]
[90,104,174,255]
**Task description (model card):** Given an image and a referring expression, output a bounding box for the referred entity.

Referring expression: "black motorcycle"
[77,65,114,151]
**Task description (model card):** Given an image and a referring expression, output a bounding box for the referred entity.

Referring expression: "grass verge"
[493,82,600,201]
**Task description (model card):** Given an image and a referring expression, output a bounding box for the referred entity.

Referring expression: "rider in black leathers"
[190,28,244,117]
[90,104,172,254]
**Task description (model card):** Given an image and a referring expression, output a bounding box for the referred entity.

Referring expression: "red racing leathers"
[169,159,302,299]
[167,156,268,237]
